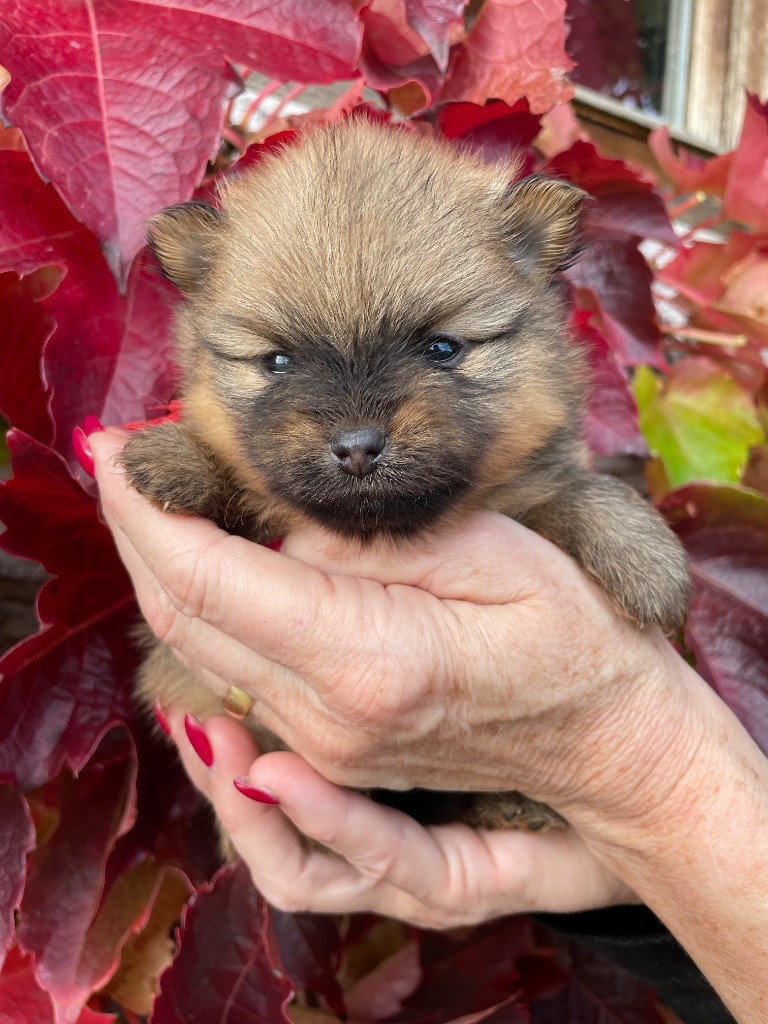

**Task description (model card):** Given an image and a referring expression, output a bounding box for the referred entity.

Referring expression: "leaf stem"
[658,324,748,347]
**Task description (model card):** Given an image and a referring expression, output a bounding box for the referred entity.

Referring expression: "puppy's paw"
[120,422,223,519]
[462,791,567,832]
[525,474,691,636]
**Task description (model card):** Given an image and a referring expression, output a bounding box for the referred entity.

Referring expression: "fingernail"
[233,777,279,804]
[184,714,214,767]
[154,702,171,737]
[72,427,94,477]
[82,415,105,436]
[265,537,283,552]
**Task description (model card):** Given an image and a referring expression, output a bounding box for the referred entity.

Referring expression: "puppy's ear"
[501,176,588,279]
[147,201,222,295]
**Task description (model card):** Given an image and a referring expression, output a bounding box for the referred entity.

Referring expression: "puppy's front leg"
[521,474,691,634]
[120,421,229,522]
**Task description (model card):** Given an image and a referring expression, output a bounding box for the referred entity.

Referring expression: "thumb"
[282,511,580,605]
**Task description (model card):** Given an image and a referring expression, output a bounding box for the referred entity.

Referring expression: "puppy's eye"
[424,335,464,366]
[263,352,293,374]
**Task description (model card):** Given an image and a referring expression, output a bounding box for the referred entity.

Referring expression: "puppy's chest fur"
[122,119,691,841]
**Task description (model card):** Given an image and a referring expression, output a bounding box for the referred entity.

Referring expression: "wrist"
[564,650,768,1024]
[559,640,728,842]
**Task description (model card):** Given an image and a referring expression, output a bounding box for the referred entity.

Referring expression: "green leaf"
[632,358,764,487]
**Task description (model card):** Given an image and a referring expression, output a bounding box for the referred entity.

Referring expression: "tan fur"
[123,118,691,849]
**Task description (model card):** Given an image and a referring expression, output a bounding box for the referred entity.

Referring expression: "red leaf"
[359,0,443,105]
[0,135,178,462]
[18,737,137,1024]
[0,947,56,1024]
[401,917,556,1021]
[528,934,673,1022]
[573,311,647,458]
[0,789,35,969]
[545,141,675,243]
[535,102,587,161]
[0,0,362,285]
[267,913,345,1016]
[0,271,56,446]
[658,233,757,309]
[42,248,178,466]
[648,127,733,197]
[440,0,573,114]
[546,142,675,368]
[0,433,137,788]
[0,128,88,277]
[152,860,294,1024]
[570,245,663,370]
[662,484,768,753]
[724,93,768,232]
[404,0,467,71]
[431,98,541,168]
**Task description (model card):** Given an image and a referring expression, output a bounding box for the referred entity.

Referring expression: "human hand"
[164,709,635,926]
[90,427,768,1021]
[92,427,695,830]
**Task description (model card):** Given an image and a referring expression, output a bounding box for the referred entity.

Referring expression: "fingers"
[280,513,575,605]
[170,714,635,924]
[91,429,349,671]
[237,751,637,921]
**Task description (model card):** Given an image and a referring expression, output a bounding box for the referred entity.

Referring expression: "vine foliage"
[0,2,767,1020]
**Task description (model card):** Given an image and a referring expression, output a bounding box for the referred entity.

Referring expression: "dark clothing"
[537,906,736,1024]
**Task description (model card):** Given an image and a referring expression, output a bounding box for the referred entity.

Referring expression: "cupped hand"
[167,709,636,926]
[93,427,690,829]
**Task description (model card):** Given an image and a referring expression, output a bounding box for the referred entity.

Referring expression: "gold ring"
[221,685,255,720]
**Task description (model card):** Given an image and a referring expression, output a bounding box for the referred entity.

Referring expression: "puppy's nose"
[331,427,387,478]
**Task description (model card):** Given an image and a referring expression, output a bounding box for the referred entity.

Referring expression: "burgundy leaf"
[0,127,89,277]
[18,736,137,1024]
[404,0,467,71]
[0,603,139,791]
[0,789,35,969]
[528,931,674,1023]
[152,860,294,1024]
[42,247,179,465]
[545,140,676,243]
[359,0,444,106]
[440,0,573,114]
[268,912,345,1016]
[569,246,664,370]
[544,142,675,368]
[111,730,221,890]
[0,0,362,285]
[573,310,647,459]
[0,433,138,788]
[0,270,56,446]
[400,917,553,1021]
[431,98,541,168]
[661,483,768,753]
[0,133,179,462]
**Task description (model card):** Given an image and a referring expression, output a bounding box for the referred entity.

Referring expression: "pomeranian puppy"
[122,117,690,836]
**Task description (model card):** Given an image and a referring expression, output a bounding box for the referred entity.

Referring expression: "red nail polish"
[72,427,95,477]
[233,777,279,804]
[265,537,283,552]
[184,714,213,767]
[154,702,171,737]
[82,415,105,436]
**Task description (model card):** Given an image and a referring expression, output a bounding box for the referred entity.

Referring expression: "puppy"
[122,118,690,837]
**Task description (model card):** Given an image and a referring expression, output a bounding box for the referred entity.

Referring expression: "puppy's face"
[150,121,586,538]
